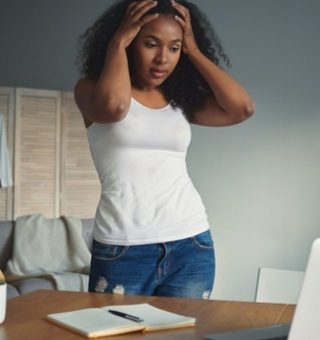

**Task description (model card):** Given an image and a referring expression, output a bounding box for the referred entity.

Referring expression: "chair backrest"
[255,267,305,304]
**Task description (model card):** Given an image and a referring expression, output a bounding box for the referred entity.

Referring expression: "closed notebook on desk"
[47,303,196,338]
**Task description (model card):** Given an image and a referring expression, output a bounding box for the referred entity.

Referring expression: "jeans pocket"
[91,239,129,261]
[191,230,214,249]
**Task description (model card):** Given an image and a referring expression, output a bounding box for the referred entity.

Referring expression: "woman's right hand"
[113,0,159,48]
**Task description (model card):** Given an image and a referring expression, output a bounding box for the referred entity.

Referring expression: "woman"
[75,0,255,299]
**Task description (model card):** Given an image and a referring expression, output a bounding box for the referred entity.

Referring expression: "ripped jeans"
[88,230,215,299]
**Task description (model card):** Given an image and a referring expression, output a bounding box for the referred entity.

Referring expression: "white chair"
[255,267,305,304]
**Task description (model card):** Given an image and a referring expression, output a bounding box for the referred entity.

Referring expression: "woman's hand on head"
[114,0,159,48]
[171,0,199,55]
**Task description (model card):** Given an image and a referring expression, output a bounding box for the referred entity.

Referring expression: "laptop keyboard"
[204,323,291,339]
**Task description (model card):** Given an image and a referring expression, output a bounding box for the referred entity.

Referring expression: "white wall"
[1,0,319,301]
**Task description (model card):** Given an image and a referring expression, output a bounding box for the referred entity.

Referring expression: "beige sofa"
[0,219,94,299]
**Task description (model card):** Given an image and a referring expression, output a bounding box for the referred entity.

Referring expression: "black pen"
[108,310,144,323]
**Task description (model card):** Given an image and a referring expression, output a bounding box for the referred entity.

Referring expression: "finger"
[173,14,186,28]
[140,13,159,26]
[128,0,157,19]
[127,0,153,14]
[134,0,158,19]
[171,0,189,18]
[125,0,150,19]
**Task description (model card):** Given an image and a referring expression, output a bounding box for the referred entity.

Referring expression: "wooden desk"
[1,290,295,339]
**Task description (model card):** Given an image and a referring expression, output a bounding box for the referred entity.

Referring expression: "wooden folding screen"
[0,87,99,220]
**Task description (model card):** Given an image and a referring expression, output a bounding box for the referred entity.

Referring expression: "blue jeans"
[88,230,215,299]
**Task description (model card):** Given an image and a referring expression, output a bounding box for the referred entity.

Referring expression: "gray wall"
[1,0,319,301]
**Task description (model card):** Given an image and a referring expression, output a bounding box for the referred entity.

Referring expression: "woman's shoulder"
[74,77,96,94]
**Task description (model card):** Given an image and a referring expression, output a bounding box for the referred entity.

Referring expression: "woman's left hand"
[171,0,199,55]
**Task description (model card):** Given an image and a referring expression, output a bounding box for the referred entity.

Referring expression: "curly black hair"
[76,0,231,119]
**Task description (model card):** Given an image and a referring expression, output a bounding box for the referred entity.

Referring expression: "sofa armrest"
[0,221,14,271]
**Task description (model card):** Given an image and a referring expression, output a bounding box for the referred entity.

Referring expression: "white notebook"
[47,303,196,338]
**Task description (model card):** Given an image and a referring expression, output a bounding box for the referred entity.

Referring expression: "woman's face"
[129,15,183,89]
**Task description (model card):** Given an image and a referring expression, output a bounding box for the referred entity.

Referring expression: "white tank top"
[87,98,209,245]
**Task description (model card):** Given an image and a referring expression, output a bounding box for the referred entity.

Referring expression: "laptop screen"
[204,238,320,340]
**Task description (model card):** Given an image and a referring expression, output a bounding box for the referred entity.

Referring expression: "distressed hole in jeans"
[113,284,125,295]
[95,277,108,293]
[202,290,211,300]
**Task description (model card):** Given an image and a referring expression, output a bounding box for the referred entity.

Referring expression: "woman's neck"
[131,87,169,109]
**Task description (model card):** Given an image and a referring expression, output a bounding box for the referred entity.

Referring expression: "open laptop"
[204,238,320,340]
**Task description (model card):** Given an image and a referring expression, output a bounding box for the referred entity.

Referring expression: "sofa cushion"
[10,277,55,296]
